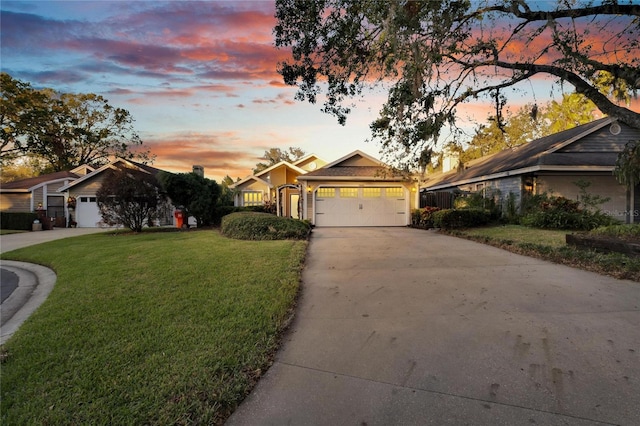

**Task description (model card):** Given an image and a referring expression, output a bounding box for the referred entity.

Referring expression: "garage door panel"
[315,187,407,227]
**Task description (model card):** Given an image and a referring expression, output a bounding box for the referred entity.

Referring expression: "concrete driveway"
[228,227,640,425]
[0,227,111,254]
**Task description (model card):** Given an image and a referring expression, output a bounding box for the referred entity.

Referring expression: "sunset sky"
[2,1,639,181]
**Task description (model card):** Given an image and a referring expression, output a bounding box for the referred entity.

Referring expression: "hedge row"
[432,209,491,229]
[0,212,39,231]
[212,205,280,227]
[220,212,311,240]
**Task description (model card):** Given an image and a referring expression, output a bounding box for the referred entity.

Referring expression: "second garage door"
[315,187,407,227]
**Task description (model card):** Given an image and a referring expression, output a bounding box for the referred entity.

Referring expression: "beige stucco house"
[234,150,419,226]
[231,154,327,219]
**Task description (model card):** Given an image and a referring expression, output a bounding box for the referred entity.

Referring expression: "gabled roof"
[230,175,272,190]
[231,160,307,188]
[58,158,168,191]
[292,153,324,167]
[299,150,406,181]
[423,117,630,190]
[1,171,81,192]
[320,150,385,169]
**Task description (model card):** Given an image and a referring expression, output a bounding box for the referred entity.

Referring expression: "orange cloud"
[140,131,270,180]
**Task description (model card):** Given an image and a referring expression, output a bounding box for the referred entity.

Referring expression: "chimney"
[441,148,460,173]
[192,165,204,177]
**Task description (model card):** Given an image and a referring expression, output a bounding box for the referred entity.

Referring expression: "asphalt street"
[0,228,109,344]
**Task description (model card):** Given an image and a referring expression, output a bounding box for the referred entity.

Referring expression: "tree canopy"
[275,0,640,169]
[1,73,152,172]
[158,171,221,227]
[96,167,167,232]
[453,93,599,165]
[253,146,306,173]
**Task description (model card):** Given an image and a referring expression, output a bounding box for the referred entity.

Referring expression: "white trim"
[253,161,306,179]
[292,153,324,167]
[230,175,272,190]
[320,150,385,169]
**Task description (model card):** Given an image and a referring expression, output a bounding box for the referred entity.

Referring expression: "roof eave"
[422,165,614,191]
[299,175,408,181]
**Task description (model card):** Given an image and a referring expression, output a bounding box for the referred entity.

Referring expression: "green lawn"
[1,230,307,425]
[459,224,568,248]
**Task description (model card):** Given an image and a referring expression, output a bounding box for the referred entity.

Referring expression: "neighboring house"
[231,154,328,219]
[58,158,173,228]
[1,165,94,227]
[421,117,640,223]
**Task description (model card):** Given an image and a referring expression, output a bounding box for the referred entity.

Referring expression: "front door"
[47,195,65,227]
[290,194,300,219]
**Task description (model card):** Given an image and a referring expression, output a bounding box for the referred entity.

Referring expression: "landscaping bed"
[447,225,640,281]
[566,233,640,257]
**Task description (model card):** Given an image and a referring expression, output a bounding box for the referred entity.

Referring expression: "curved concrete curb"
[0,261,57,345]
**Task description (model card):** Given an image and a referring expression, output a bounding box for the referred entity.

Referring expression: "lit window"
[385,187,404,198]
[243,191,263,206]
[363,188,381,197]
[317,188,335,198]
[340,188,358,198]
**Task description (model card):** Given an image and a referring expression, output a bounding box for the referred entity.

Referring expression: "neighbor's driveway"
[0,227,110,254]
[228,227,640,425]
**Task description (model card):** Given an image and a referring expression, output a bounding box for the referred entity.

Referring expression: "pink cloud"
[141,131,261,179]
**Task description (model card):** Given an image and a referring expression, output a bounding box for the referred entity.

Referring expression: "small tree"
[614,140,640,189]
[158,172,220,227]
[96,167,166,232]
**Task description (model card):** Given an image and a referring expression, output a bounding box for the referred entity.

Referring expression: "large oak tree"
[275,0,640,169]
[1,73,151,172]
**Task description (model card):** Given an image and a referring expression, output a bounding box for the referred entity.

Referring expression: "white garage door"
[75,196,102,227]
[315,187,407,227]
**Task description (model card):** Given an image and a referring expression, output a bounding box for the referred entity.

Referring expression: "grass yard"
[448,225,640,281]
[460,224,568,248]
[0,230,307,425]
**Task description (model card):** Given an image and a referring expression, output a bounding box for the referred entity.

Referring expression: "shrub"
[212,206,245,226]
[521,195,615,230]
[0,212,39,230]
[503,192,519,224]
[454,191,498,211]
[589,224,640,240]
[411,206,441,228]
[432,209,491,229]
[221,212,311,240]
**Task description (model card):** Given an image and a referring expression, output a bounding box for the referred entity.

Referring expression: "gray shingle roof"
[423,117,629,189]
[1,171,80,190]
